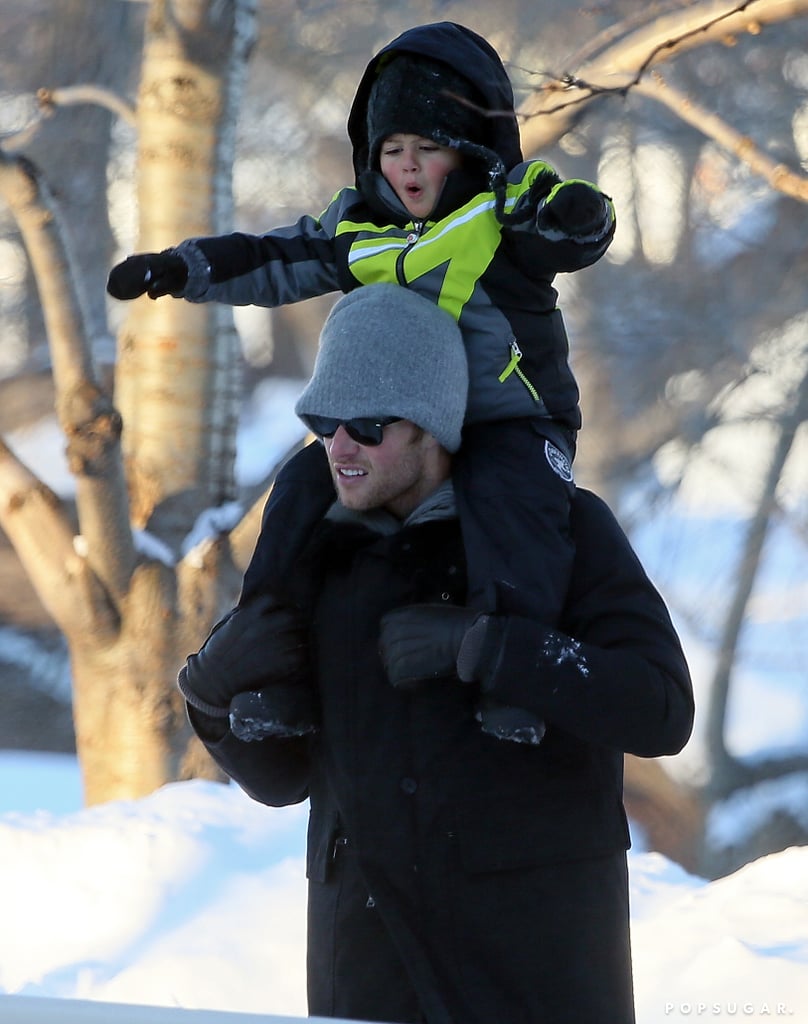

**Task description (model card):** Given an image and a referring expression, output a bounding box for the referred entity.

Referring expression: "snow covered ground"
[0,751,805,1024]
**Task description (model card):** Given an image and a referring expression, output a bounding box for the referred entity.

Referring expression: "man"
[179,284,694,1024]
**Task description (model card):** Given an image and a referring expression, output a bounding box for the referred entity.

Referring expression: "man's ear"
[427,435,453,475]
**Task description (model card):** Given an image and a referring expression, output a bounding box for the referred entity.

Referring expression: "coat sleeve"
[482,489,694,758]
[171,188,356,306]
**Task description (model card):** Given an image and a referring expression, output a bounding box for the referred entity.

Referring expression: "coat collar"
[324,479,456,536]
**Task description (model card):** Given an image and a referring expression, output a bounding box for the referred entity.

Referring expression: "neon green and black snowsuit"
[175,22,615,629]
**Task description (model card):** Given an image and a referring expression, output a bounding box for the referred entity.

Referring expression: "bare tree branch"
[519,0,808,155]
[36,84,137,126]
[1,85,136,153]
[0,147,136,602]
[0,438,118,638]
[564,0,709,68]
[634,72,808,201]
[706,365,808,795]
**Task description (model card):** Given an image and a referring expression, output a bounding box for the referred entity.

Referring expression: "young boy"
[108,22,615,743]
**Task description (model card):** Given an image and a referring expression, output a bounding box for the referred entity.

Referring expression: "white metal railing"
[0,995,387,1024]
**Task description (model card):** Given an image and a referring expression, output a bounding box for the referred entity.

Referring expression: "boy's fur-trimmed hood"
[347,22,523,183]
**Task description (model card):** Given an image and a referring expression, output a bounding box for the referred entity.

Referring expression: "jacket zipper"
[395,220,426,285]
[498,340,541,403]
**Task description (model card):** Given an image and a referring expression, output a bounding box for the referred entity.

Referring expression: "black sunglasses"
[301,415,401,447]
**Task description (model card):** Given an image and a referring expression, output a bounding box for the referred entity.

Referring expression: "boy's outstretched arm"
[106,188,357,306]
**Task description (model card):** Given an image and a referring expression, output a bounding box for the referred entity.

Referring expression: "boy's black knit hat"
[366,53,488,169]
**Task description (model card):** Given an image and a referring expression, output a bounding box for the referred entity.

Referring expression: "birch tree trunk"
[116,0,253,544]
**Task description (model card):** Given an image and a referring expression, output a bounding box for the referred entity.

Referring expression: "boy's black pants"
[453,417,576,622]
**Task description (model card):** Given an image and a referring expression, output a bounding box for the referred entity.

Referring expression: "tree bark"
[115,0,255,547]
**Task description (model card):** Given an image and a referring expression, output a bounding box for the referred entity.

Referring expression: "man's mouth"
[338,467,367,478]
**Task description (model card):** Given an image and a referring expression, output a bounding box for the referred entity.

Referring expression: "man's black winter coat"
[190,485,693,1024]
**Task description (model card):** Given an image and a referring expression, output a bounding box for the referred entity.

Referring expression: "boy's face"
[379,134,462,220]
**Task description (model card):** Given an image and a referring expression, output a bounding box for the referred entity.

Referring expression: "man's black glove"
[536,180,610,237]
[178,594,308,717]
[107,251,188,300]
[379,604,501,690]
[380,605,544,744]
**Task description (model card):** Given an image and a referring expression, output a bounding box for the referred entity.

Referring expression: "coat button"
[400,777,418,794]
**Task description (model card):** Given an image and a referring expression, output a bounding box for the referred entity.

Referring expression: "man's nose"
[328,424,360,456]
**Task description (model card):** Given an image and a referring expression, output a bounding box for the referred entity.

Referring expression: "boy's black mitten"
[229,685,319,742]
[537,180,609,238]
[178,594,307,717]
[107,251,188,300]
[379,604,504,690]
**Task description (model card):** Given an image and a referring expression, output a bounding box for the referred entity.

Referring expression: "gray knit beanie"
[295,284,468,452]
